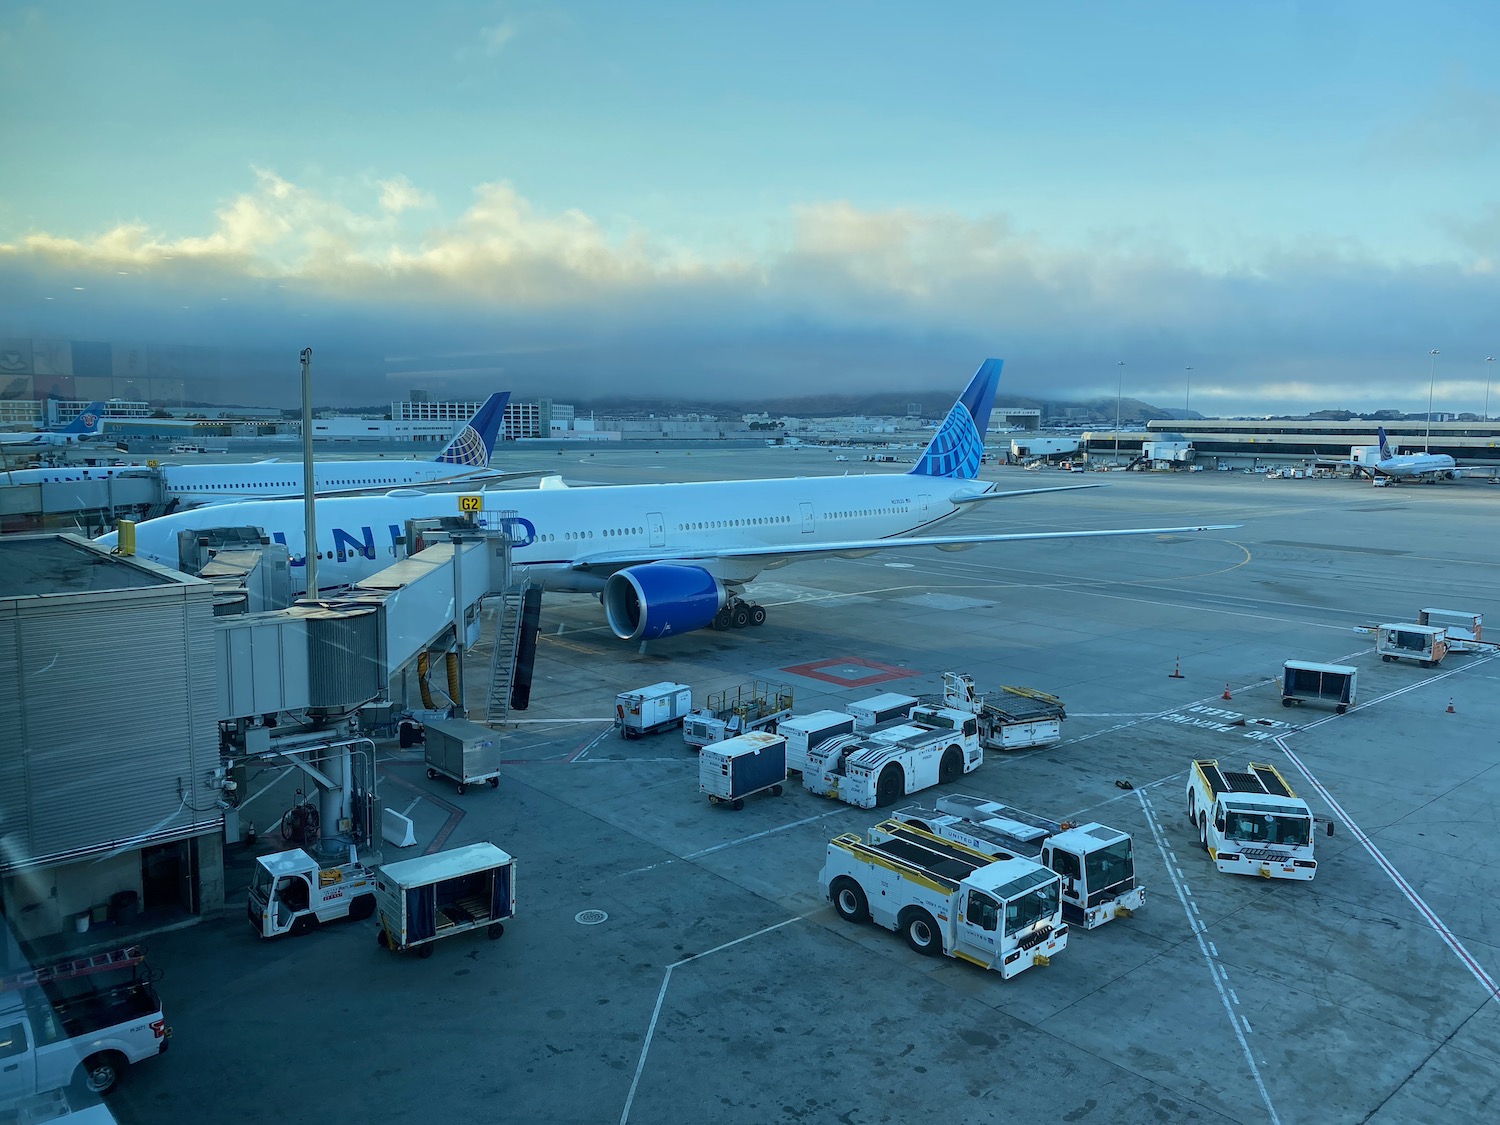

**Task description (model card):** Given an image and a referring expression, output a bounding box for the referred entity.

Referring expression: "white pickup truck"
[0,950,170,1105]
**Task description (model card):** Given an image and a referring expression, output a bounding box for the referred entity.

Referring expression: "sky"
[3,1,1500,415]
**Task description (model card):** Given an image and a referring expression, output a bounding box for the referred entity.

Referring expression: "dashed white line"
[1137,789,1280,1125]
[1209,942,1219,957]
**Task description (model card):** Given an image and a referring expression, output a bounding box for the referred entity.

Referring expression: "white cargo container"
[616,681,693,739]
[423,716,502,794]
[845,693,918,730]
[699,731,787,810]
[1376,623,1448,668]
[779,710,856,773]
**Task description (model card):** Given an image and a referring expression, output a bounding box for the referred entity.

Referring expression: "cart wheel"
[708,795,719,805]
[488,923,505,940]
[419,943,434,959]
[457,783,467,796]
[1336,704,1348,714]
[1281,699,1294,707]
[488,776,500,788]
[426,768,437,780]
[731,798,745,811]
[771,784,783,797]
[377,929,389,949]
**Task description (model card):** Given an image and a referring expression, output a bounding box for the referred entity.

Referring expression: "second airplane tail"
[60,402,107,435]
[1377,426,1393,461]
[908,359,1002,479]
[435,392,511,466]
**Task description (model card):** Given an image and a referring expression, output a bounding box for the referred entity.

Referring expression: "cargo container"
[779,710,856,773]
[845,693,918,730]
[374,842,516,958]
[1375,623,1447,668]
[699,731,787,810]
[423,716,503,794]
[616,681,693,738]
[1281,661,1357,713]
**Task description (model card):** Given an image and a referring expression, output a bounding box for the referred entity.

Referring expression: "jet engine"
[603,563,728,641]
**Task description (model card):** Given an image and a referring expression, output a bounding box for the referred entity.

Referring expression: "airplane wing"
[567,522,1241,574]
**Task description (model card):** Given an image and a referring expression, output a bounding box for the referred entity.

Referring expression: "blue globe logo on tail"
[908,359,1002,480]
[435,392,510,467]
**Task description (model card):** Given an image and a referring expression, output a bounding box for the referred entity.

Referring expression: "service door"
[800,502,814,534]
[648,512,665,548]
[919,494,930,515]
[955,888,1001,967]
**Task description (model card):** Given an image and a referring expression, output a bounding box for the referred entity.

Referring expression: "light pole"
[301,347,317,597]
[1115,360,1124,465]
[1184,366,1193,419]
[1486,356,1494,423]
[1426,348,1439,451]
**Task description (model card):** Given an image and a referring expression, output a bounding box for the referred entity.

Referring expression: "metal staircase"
[486,581,530,722]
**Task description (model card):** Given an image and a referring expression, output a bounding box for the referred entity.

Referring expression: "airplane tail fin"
[908,359,1002,479]
[1377,426,1393,460]
[435,392,510,466]
[60,402,106,435]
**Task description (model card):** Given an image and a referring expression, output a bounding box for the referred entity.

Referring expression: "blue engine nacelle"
[603,563,727,641]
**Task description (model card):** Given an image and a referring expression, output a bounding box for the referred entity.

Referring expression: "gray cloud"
[2,172,1497,414]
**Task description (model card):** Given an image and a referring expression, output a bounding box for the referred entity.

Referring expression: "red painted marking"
[382,768,465,855]
[782,656,913,688]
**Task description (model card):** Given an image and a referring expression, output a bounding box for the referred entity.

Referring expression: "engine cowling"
[1445,469,1460,480]
[603,563,728,641]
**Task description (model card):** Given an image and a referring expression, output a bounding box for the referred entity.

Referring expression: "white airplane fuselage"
[1373,452,1458,479]
[119,471,977,594]
[158,460,494,506]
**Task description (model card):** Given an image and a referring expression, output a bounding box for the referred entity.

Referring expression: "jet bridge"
[212,516,525,860]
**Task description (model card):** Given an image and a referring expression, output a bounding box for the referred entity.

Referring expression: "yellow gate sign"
[458,494,484,513]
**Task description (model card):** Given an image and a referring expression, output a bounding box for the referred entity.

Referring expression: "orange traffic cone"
[1222,682,1233,701]
[1446,698,1455,714]
[1169,656,1184,679]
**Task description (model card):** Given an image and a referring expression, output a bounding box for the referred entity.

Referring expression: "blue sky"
[3,1,1500,412]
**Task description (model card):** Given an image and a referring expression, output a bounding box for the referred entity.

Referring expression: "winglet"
[435,392,510,466]
[908,360,1001,479]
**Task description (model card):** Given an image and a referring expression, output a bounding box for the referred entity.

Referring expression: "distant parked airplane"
[0,402,107,446]
[1367,426,1461,481]
[101,360,1236,641]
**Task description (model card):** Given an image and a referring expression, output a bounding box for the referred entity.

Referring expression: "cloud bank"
[2,170,1498,413]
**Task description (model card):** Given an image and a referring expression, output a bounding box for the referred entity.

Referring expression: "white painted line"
[572,724,616,763]
[684,809,848,861]
[1275,734,1500,1004]
[400,796,421,818]
[1138,790,1281,1125]
[1229,988,1240,1005]
[1241,1016,1254,1035]
[620,915,802,1125]
[1209,941,1219,957]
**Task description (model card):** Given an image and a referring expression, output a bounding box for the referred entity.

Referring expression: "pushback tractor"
[1187,759,1330,880]
[821,819,1067,978]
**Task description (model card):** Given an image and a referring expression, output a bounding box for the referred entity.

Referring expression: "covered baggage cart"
[1281,661,1357,714]
[616,681,693,738]
[1376,624,1447,668]
[423,716,502,794]
[374,842,516,958]
[700,731,787,810]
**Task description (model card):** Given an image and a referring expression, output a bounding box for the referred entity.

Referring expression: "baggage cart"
[1281,661,1357,714]
[374,842,516,958]
[700,731,787,810]
[423,716,502,794]
[846,693,918,730]
[1417,608,1487,652]
[616,681,693,738]
[1376,623,1447,668]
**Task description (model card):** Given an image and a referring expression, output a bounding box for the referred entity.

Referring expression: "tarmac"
[106,453,1500,1125]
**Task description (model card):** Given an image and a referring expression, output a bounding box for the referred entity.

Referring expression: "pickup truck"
[0,964,169,1105]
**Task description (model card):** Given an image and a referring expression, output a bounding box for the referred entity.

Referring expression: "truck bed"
[1195,759,1295,799]
[842,824,990,889]
[986,687,1066,722]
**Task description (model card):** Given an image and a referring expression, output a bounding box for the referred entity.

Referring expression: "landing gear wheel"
[426,768,438,780]
[901,909,941,956]
[831,877,870,924]
[875,764,904,808]
[749,605,767,626]
[712,608,732,630]
[938,747,962,785]
[457,783,467,796]
[731,604,751,628]
[488,923,505,939]
[488,776,500,788]
[731,798,745,811]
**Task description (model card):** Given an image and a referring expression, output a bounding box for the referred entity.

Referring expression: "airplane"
[99,359,1237,642]
[1316,426,1464,482]
[2,393,514,498]
[0,402,107,446]
[1368,426,1461,481]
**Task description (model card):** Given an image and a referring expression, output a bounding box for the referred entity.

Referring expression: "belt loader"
[821,820,1068,978]
[931,673,1066,751]
[892,794,1144,929]
[1187,759,1330,880]
[803,707,981,808]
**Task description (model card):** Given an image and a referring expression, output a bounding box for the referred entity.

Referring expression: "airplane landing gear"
[712,597,766,630]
